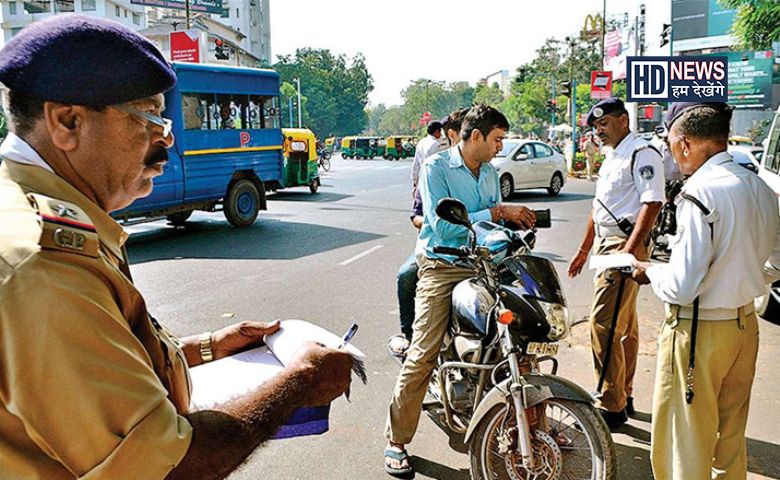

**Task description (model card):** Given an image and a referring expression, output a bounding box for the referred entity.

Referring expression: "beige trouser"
[585,153,595,179]
[590,236,646,412]
[385,258,473,444]
[651,305,758,480]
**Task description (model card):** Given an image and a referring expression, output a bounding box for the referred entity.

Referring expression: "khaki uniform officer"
[633,102,780,480]
[568,97,665,428]
[0,15,352,479]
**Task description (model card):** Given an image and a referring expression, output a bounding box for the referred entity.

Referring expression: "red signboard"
[590,71,613,99]
[170,30,200,63]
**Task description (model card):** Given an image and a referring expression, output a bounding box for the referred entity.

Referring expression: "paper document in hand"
[188,319,365,439]
[588,253,637,271]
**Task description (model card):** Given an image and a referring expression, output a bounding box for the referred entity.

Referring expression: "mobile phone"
[533,209,552,229]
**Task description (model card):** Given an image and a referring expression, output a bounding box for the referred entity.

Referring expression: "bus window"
[215,94,247,129]
[181,93,210,130]
[264,96,280,129]
[248,95,264,129]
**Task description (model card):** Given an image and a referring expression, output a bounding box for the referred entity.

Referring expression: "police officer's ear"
[43,101,85,152]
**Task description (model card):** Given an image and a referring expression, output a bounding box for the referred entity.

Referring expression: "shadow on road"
[411,456,470,480]
[268,191,354,203]
[747,437,780,478]
[615,439,653,479]
[505,191,593,203]
[126,218,384,265]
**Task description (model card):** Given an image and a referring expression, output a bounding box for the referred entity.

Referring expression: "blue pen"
[338,323,359,349]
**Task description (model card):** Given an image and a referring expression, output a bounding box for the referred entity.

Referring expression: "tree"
[719,0,780,50]
[274,48,374,137]
[473,83,505,107]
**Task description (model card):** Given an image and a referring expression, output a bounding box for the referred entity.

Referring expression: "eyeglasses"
[113,104,173,138]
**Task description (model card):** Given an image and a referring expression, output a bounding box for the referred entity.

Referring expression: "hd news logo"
[627,56,728,103]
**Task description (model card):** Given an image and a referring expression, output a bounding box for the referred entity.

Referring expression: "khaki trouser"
[651,306,758,480]
[385,258,473,444]
[590,236,647,412]
[585,153,595,179]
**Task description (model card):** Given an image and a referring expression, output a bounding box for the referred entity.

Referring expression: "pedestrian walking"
[410,120,444,193]
[632,102,780,480]
[567,97,665,429]
[584,132,599,181]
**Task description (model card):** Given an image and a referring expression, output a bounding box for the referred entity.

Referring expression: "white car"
[491,140,567,199]
[728,144,763,174]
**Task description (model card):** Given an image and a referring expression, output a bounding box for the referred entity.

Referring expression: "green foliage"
[273,48,374,137]
[473,83,505,107]
[719,0,780,50]
[0,109,7,141]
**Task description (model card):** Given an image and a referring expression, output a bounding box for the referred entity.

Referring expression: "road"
[126,154,780,480]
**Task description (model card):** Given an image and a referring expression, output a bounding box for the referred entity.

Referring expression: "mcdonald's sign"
[583,14,603,37]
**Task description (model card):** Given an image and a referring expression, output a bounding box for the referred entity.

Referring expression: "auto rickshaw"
[384,135,416,160]
[281,128,320,193]
[354,136,375,159]
[373,137,387,158]
[325,136,339,152]
[341,136,357,158]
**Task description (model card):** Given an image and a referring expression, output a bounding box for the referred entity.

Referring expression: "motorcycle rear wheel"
[469,399,615,480]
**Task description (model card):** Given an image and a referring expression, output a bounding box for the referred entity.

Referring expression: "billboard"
[591,71,614,99]
[711,50,774,108]
[604,12,636,80]
[672,0,737,51]
[170,30,200,63]
[130,0,223,15]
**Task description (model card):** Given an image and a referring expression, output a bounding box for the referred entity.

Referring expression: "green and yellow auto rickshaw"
[282,128,320,193]
[341,136,357,158]
[325,136,339,152]
[373,137,387,158]
[384,135,416,160]
[354,137,374,159]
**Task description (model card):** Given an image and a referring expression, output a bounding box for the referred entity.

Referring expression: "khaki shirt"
[0,161,192,479]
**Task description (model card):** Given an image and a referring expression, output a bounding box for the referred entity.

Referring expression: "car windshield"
[496,141,520,157]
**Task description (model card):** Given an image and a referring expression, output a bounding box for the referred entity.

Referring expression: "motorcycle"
[650,179,684,258]
[410,198,616,480]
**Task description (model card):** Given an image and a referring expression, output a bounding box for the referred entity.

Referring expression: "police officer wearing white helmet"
[568,97,665,428]
[632,102,780,480]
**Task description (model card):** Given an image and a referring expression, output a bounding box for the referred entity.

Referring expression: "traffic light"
[660,23,672,48]
[560,81,572,98]
[545,99,558,113]
[214,38,229,60]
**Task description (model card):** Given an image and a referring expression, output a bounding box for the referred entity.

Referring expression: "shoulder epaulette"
[630,143,662,178]
[27,193,99,258]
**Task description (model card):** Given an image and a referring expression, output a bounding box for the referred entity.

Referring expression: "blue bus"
[113,62,285,227]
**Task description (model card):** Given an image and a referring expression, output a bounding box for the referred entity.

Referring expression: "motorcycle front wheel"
[469,399,615,480]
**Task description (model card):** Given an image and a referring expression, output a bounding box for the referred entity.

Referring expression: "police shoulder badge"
[27,193,99,258]
[639,165,655,180]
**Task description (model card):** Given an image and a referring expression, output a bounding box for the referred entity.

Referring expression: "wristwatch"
[199,332,214,363]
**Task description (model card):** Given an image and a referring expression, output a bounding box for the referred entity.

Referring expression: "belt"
[668,303,755,321]
[594,223,627,238]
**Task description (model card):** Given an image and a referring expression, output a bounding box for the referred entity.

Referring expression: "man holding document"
[631,102,780,480]
[567,97,665,429]
[0,16,353,480]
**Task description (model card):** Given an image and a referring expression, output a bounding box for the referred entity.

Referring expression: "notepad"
[188,320,365,439]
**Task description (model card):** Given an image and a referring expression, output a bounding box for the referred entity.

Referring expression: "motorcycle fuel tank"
[451,279,494,337]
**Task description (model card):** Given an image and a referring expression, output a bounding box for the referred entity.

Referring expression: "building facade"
[211,0,270,65]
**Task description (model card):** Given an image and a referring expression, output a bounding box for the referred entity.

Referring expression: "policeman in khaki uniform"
[632,102,780,480]
[0,16,352,479]
[568,97,665,428]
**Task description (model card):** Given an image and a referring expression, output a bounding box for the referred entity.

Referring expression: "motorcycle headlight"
[539,301,569,341]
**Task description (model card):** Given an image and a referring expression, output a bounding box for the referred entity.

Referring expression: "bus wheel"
[225,179,260,227]
[167,210,193,227]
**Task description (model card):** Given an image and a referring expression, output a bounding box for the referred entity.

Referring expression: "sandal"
[384,447,414,476]
[387,335,410,357]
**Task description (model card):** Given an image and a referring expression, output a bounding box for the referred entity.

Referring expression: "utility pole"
[185,0,191,29]
[294,77,302,128]
[601,0,607,69]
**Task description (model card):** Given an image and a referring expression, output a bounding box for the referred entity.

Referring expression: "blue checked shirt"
[416,146,501,261]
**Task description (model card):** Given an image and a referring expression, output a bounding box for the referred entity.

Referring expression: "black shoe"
[599,408,628,429]
[626,397,636,417]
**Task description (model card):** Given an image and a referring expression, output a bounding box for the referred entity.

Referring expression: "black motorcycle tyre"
[469,398,616,480]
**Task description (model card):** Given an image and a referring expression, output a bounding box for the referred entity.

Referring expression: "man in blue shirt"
[383,105,536,476]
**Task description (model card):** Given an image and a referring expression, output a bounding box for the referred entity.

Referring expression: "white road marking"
[339,245,384,266]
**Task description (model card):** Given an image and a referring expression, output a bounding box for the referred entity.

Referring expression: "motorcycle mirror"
[436,198,471,228]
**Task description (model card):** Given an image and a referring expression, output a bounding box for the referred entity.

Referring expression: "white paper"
[189,346,284,410]
[264,319,366,366]
[588,253,637,271]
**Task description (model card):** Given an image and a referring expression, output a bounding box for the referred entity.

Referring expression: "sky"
[270,0,669,107]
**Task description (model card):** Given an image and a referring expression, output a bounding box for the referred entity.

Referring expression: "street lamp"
[293,77,302,128]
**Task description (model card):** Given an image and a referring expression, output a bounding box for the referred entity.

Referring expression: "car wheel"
[547,172,563,196]
[500,174,514,200]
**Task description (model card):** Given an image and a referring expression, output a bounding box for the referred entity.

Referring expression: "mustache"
[144,147,168,167]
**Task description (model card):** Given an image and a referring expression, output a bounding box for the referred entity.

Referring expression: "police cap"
[586,97,627,127]
[0,15,176,107]
[664,102,732,131]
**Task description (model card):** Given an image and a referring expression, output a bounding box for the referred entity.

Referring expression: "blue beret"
[664,102,732,130]
[0,15,175,107]
[586,97,627,126]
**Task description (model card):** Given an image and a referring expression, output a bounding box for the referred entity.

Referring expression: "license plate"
[526,342,558,356]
